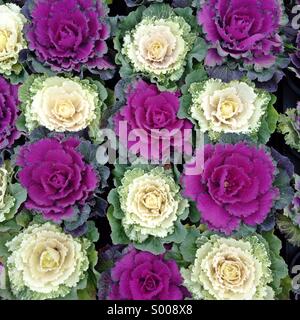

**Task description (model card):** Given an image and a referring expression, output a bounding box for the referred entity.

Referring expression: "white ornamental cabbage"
[23,76,100,133]
[6,223,90,300]
[181,235,274,300]
[190,79,270,137]
[118,167,188,242]
[123,17,194,82]
[0,4,26,75]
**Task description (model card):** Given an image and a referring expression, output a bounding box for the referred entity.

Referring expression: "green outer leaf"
[278,108,300,153]
[185,38,207,73]
[0,231,18,259]
[273,168,294,211]
[29,57,56,76]
[16,114,26,132]
[143,3,174,19]
[4,67,29,85]
[112,163,129,186]
[182,64,208,95]
[277,276,292,300]
[107,189,124,219]
[188,202,200,223]
[15,211,33,228]
[85,221,100,243]
[178,94,193,121]
[18,73,38,110]
[277,214,300,247]
[6,183,27,221]
[77,270,97,300]
[107,206,130,245]
[164,243,189,268]
[163,220,187,244]
[174,7,199,31]
[257,95,278,144]
[134,236,165,254]
[179,226,201,263]
[262,231,289,297]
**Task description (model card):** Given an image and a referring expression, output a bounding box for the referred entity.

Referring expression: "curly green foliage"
[277,175,300,247]
[277,214,300,247]
[107,163,189,254]
[114,3,206,90]
[278,107,300,153]
[0,161,26,225]
[260,231,290,297]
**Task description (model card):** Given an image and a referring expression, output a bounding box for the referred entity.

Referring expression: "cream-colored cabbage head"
[0,3,26,75]
[30,77,98,132]
[118,167,188,242]
[182,236,274,300]
[6,223,90,299]
[123,17,191,77]
[190,79,269,135]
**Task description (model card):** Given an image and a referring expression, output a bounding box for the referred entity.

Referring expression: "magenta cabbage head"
[108,248,188,300]
[0,77,20,150]
[114,80,192,161]
[16,137,98,222]
[198,0,283,68]
[181,143,279,235]
[25,0,112,72]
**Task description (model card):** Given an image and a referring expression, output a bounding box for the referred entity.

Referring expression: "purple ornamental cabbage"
[198,0,284,69]
[25,0,112,73]
[0,77,21,150]
[181,143,279,235]
[114,80,192,161]
[16,137,98,222]
[108,248,189,300]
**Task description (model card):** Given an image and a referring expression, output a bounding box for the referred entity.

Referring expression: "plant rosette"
[112,77,193,163]
[18,74,110,144]
[0,3,27,82]
[114,3,207,90]
[277,174,300,247]
[0,221,99,300]
[22,0,114,79]
[197,0,290,92]
[181,142,294,235]
[97,245,190,300]
[107,163,189,254]
[179,75,278,144]
[168,227,290,300]
[278,103,300,153]
[14,134,109,237]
